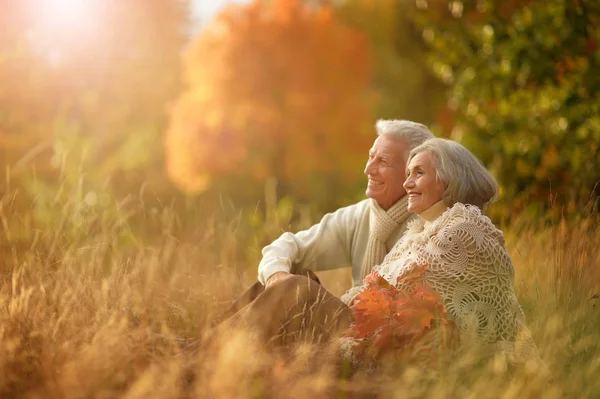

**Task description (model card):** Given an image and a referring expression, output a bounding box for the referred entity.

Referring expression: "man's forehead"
[370,137,407,155]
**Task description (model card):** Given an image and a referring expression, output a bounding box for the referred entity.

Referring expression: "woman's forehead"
[408,151,435,168]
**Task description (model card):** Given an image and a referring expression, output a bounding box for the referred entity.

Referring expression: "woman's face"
[403,151,446,214]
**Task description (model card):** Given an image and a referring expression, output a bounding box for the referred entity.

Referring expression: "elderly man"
[215,120,434,327]
[259,119,434,290]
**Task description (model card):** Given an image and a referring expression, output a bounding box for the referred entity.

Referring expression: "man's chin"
[365,193,379,203]
[366,188,383,199]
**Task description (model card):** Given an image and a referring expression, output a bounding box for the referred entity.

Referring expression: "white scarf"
[360,196,410,280]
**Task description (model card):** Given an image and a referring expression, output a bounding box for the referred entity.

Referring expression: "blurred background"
[1,0,599,249]
[0,3,599,397]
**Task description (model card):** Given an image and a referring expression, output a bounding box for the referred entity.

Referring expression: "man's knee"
[267,274,323,305]
[275,274,310,289]
[290,265,321,284]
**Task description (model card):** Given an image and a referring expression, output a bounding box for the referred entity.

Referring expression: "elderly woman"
[220,138,538,367]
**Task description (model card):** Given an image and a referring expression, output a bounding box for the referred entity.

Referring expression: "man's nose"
[364,159,375,175]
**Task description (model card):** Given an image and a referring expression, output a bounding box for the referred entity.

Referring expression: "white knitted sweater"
[342,202,539,364]
[258,198,415,287]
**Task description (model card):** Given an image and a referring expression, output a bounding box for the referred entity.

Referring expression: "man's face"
[364,136,409,210]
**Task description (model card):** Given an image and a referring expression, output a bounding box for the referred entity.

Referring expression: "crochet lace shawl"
[343,202,539,364]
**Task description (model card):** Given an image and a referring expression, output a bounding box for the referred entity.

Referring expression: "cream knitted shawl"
[352,202,540,364]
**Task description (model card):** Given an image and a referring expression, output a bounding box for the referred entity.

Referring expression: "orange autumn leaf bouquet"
[344,264,458,366]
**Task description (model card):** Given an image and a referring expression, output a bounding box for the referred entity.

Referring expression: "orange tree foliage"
[167,0,375,207]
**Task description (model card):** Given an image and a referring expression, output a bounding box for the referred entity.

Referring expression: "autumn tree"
[167,0,375,209]
[412,0,600,217]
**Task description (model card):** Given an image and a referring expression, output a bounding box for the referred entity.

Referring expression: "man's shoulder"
[333,198,371,217]
[342,198,371,211]
[318,198,371,224]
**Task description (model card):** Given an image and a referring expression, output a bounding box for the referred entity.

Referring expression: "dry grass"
[0,187,599,399]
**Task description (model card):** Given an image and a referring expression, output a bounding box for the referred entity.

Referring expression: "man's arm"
[257,202,365,285]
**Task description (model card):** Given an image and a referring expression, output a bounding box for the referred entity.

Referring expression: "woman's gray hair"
[376,119,434,151]
[408,138,499,210]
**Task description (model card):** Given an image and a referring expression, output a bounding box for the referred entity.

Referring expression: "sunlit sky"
[191,0,251,29]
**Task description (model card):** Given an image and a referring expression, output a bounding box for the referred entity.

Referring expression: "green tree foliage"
[413,0,600,217]
[331,0,448,129]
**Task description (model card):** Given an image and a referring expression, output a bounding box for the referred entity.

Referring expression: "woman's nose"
[403,176,414,190]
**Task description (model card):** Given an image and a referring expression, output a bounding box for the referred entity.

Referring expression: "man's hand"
[265,271,292,288]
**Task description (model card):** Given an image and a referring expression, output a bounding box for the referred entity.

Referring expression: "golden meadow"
[0,179,598,398]
[2,0,600,397]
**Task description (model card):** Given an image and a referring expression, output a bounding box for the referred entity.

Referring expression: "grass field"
[0,187,599,398]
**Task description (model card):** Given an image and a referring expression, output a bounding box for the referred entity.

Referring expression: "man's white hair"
[408,138,499,210]
[375,119,435,151]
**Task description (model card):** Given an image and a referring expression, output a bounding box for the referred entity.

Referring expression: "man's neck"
[376,195,408,212]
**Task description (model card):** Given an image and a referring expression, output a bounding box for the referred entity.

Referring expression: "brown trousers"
[215,272,353,349]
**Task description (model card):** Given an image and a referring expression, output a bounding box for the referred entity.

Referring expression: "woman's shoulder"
[434,203,505,245]
[436,202,489,226]
[405,203,489,235]
[444,202,483,220]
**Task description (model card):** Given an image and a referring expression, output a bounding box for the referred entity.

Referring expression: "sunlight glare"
[30,0,100,35]
[26,0,104,64]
